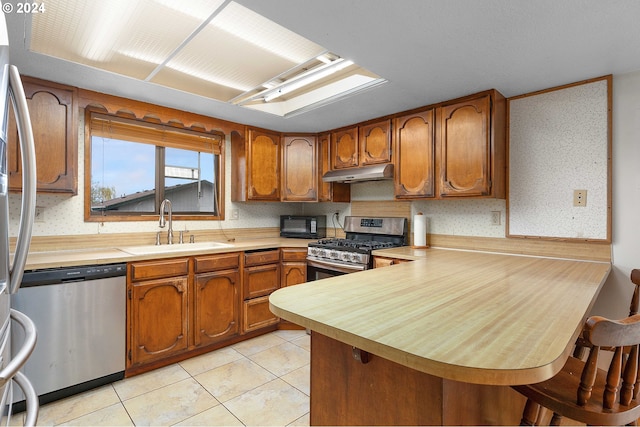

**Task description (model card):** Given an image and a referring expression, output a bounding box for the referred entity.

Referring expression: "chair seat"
[513,356,640,426]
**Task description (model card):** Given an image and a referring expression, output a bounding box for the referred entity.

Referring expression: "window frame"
[84,107,226,222]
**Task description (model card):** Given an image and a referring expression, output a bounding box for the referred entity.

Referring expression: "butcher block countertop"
[269,248,611,386]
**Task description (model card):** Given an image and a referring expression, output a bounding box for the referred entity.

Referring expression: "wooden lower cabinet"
[244,295,279,332]
[281,248,307,287]
[280,248,307,330]
[193,269,240,347]
[127,248,305,374]
[243,250,281,333]
[129,275,189,367]
[244,263,280,299]
[127,253,242,371]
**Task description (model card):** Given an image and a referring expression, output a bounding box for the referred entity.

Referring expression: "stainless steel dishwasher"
[10,263,126,411]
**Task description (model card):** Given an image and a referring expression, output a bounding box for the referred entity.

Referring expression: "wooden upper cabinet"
[359,119,392,165]
[318,132,350,203]
[331,127,358,169]
[8,76,77,194]
[247,128,280,201]
[393,109,436,198]
[281,135,317,201]
[438,91,506,198]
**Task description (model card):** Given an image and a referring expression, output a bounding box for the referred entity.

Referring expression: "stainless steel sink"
[119,241,233,255]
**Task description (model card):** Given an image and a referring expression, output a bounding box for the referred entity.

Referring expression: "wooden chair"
[573,269,640,359]
[513,312,640,426]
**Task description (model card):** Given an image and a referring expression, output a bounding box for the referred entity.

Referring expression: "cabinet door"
[318,133,350,202]
[439,95,491,197]
[243,263,281,299]
[331,127,358,169]
[247,128,280,200]
[282,262,307,287]
[359,119,391,165]
[8,77,77,193]
[129,277,189,367]
[282,135,317,201]
[394,109,435,198]
[193,269,240,347]
[244,295,279,333]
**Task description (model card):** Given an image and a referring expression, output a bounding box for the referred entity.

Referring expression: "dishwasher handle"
[0,310,37,387]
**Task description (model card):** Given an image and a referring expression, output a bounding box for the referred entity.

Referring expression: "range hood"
[322,163,393,183]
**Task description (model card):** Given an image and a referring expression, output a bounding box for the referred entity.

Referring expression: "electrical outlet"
[490,211,501,226]
[335,211,340,221]
[230,209,239,220]
[573,189,587,207]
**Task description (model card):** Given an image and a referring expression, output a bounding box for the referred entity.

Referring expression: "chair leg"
[520,399,541,426]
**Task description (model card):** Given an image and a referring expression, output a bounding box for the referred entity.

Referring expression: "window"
[86,109,224,221]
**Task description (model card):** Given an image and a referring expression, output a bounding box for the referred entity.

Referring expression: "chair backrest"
[573,269,640,360]
[579,314,640,409]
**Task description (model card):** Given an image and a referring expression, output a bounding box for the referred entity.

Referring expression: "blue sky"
[91,137,214,198]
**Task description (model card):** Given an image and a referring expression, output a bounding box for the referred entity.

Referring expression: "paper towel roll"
[413,213,428,248]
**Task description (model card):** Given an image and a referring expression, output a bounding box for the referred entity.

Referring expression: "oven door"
[306,258,367,281]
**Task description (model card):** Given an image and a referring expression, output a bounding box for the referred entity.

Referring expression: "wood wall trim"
[77,88,245,136]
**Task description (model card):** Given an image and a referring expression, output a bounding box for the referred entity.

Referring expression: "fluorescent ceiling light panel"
[263,59,355,102]
[246,75,388,118]
[28,0,386,118]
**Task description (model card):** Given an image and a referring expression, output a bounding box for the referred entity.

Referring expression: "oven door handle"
[307,258,367,274]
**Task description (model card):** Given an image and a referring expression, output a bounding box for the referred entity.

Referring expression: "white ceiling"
[6,0,640,133]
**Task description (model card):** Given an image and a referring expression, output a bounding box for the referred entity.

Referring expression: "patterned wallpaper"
[508,78,609,240]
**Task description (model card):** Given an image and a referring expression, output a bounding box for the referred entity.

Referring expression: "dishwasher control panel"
[21,263,127,286]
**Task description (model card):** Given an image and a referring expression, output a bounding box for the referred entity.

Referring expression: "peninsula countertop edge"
[269,248,611,386]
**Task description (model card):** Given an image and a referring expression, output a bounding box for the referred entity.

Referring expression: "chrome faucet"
[158,199,173,244]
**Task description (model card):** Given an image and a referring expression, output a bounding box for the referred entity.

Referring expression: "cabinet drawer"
[243,295,279,333]
[281,248,307,261]
[244,264,280,299]
[129,258,190,281]
[244,250,280,266]
[194,253,240,273]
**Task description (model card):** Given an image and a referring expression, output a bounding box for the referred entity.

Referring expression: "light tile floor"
[14,330,311,426]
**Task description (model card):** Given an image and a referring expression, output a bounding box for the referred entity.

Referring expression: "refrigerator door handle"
[0,309,36,387]
[12,371,38,427]
[7,65,36,295]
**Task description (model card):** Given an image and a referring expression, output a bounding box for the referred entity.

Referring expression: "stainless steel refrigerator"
[0,7,39,427]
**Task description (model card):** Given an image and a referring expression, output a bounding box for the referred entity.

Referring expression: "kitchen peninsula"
[269,248,611,425]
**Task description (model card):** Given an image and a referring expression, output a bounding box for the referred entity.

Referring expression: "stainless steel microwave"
[280,215,326,239]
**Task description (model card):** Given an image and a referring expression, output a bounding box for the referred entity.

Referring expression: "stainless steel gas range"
[306,216,408,280]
